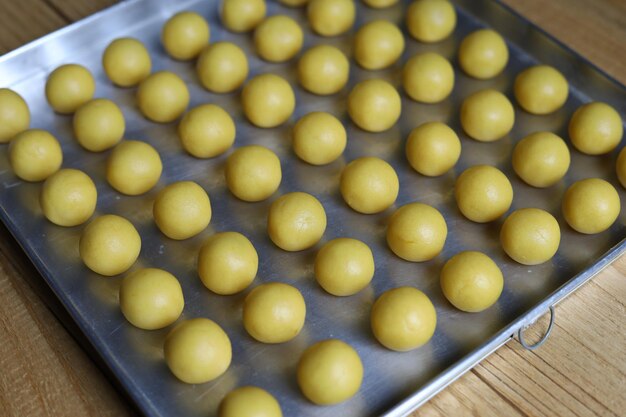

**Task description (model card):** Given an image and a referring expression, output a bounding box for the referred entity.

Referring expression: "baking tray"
[0,0,624,416]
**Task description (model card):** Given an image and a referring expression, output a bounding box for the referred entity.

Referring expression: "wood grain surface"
[0,1,624,416]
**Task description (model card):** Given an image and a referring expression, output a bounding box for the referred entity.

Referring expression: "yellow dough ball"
[297,339,363,405]
[363,0,398,8]
[9,129,62,182]
[153,181,212,240]
[219,386,282,417]
[354,20,404,70]
[460,89,515,142]
[340,157,399,214]
[102,38,151,87]
[73,99,125,152]
[106,140,162,195]
[0,88,30,143]
[45,64,95,114]
[403,52,454,103]
[500,208,560,265]
[455,165,513,223]
[514,65,568,115]
[196,42,248,93]
[225,145,282,202]
[280,0,309,7]
[267,192,327,251]
[164,318,232,384]
[386,202,447,262]
[458,29,509,79]
[348,79,401,132]
[315,238,375,296]
[406,0,457,43]
[220,0,266,33]
[440,251,503,312]
[241,74,295,128]
[307,0,355,36]
[178,104,236,158]
[562,178,621,234]
[254,15,303,62]
[568,102,623,155]
[371,287,437,351]
[198,232,258,295]
[617,147,626,189]
[512,132,570,188]
[298,45,350,95]
[40,169,97,227]
[161,11,210,60]
[243,282,306,343]
[405,122,460,176]
[137,71,189,123]
[293,112,346,165]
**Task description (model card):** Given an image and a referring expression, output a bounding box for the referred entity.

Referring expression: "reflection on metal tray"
[0,0,624,416]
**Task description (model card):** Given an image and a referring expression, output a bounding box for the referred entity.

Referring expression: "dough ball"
[241,74,295,128]
[386,202,447,262]
[164,318,232,384]
[406,0,457,43]
[0,88,30,143]
[348,79,401,132]
[500,208,560,265]
[137,71,189,123]
[568,102,623,155]
[458,29,508,79]
[363,0,398,8]
[254,15,303,62]
[562,178,620,234]
[73,98,125,152]
[225,145,281,202]
[9,129,62,182]
[315,238,374,296]
[297,339,363,405]
[440,251,503,312]
[340,157,399,214]
[293,112,346,165]
[45,64,95,114]
[106,140,162,195]
[354,20,404,70]
[298,45,349,95]
[153,181,211,240]
[403,52,454,103]
[307,0,355,36]
[280,0,309,7]
[514,65,568,115]
[405,121,460,176]
[41,169,97,227]
[455,165,513,223]
[460,89,515,142]
[179,104,236,158]
[371,287,436,351]
[219,386,282,417]
[512,131,570,188]
[161,11,210,60]
[102,37,151,87]
[196,41,248,93]
[267,192,326,251]
[220,0,266,33]
[617,147,626,189]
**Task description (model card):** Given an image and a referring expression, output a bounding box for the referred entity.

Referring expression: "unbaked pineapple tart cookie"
[102,38,151,87]
[512,132,570,188]
[242,74,295,128]
[514,65,568,115]
[73,98,125,152]
[348,79,401,132]
[267,192,326,251]
[403,52,454,103]
[225,145,281,201]
[405,122,460,176]
[307,0,355,36]
[161,11,210,60]
[315,238,374,296]
[298,45,350,95]
[153,181,211,240]
[340,157,399,214]
[354,20,404,70]
[362,0,397,8]
[406,0,457,42]
[40,169,97,227]
[106,140,162,195]
[280,0,308,6]
[9,129,62,182]
[458,29,509,79]
[568,102,623,155]
[45,64,95,114]
[562,178,620,234]
[220,0,266,33]
[196,42,248,93]
[178,104,235,158]
[500,208,560,265]
[455,165,513,223]
[460,89,515,142]
[617,147,626,188]
[137,71,189,123]
[0,88,30,143]
[219,386,282,417]
[254,15,303,62]
[292,112,346,165]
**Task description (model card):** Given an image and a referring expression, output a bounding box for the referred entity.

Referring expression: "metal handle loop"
[518,305,555,350]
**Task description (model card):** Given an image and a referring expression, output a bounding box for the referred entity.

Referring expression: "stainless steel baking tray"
[0,0,624,416]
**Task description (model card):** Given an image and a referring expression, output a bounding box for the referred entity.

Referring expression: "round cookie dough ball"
[164,318,231,384]
[254,15,303,62]
[315,238,375,296]
[280,0,308,7]
[455,165,513,223]
[243,282,306,343]
[500,208,560,265]
[198,232,258,295]
[241,74,295,128]
[106,140,162,195]
[220,0,266,33]
[512,132,570,188]
[298,45,349,95]
[562,178,621,234]
[196,42,248,93]
[458,29,508,79]
[73,98,125,152]
[568,102,623,155]
[460,89,515,142]
[178,104,235,158]
[297,339,363,405]
[267,192,327,251]
[153,181,211,240]
[307,0,355,36]
[363,0,398,8]
[371,287,437,351]
[0,88,30,143]
[102,38,151,87]
[137,71,189,123]
[293,112,346,165]
[403,52,454,103]
[40,169,97,227]
[219,386,282,417]
[386,202,447,262]
[162,11,210,60]
[225,145,281,202]
[514,65,568,115]
[348,79,401,132]
[9,129,62,182]
[45,64,95,114]
[340,157,399,214]
[406,0,457,43]
[617,147,626,189]
[440,251,503,312]
[405,122,460,176]
[354,20,404,70]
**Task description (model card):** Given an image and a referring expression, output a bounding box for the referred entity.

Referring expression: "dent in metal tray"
[0,0,624,416]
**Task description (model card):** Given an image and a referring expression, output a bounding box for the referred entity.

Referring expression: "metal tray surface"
[0,0,624,416]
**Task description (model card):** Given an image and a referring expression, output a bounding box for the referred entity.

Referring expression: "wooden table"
[1,1,624,416]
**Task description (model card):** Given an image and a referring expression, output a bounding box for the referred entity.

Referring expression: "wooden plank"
[44,0,118,22]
